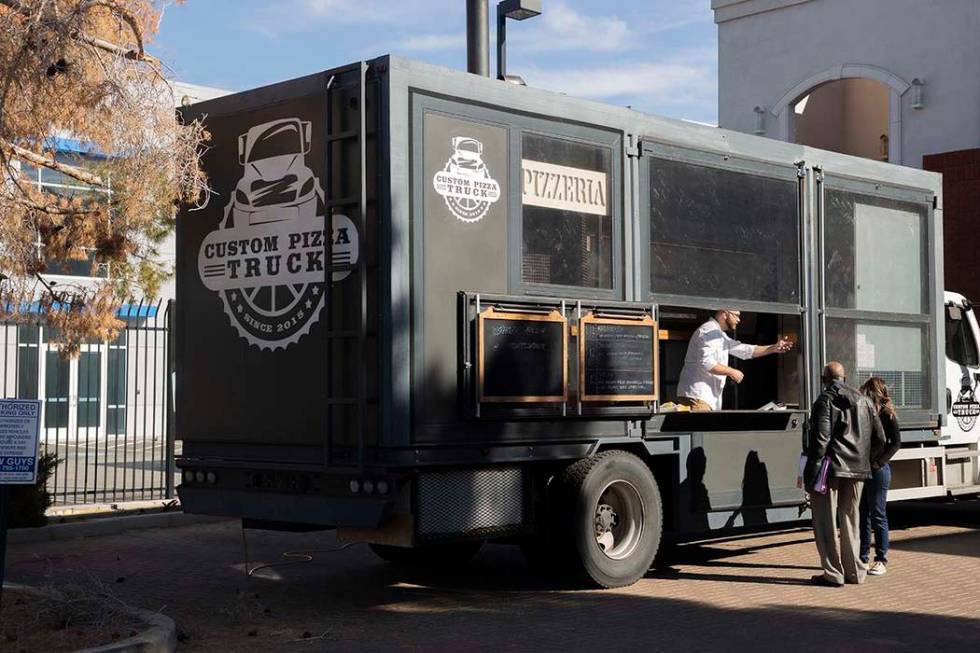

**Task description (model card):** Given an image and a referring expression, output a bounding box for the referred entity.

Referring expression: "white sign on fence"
[0,399,42,484]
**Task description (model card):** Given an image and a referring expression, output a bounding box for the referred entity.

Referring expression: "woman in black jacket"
[859,377,902,576]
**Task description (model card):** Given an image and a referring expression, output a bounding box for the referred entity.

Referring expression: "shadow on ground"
[889,496,980,529]
[6,502,980,652]
[200,539,979,652]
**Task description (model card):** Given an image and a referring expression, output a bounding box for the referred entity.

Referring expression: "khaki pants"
[810,477,867,585]
[676,397,712,411]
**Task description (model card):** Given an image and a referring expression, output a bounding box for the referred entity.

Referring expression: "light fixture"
[753,106,766,135]
[497,0,543,82]
[911,78,925,110]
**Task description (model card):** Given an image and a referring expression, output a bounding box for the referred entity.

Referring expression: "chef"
[676,309,793,411]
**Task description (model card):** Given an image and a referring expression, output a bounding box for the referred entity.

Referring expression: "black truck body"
[176,56,944,587]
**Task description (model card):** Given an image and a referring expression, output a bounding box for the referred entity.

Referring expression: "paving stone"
[5,501,979,652]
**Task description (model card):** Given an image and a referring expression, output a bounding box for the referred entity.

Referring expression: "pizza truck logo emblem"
[197,118,358,350]
[952,384,980,431]
[433,136,501,223]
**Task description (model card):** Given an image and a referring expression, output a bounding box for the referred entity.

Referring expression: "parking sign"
[0,399,42,485]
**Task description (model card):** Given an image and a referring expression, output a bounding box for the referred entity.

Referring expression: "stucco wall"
[717,0,980,167]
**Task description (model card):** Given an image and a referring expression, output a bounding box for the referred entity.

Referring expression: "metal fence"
[0,299,175,506]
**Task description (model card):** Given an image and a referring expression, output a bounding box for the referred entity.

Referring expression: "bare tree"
[0,0,207,354]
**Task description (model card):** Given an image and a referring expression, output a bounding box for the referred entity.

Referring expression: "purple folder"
[812,456,832,494]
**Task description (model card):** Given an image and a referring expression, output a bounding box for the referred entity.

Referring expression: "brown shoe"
[811,574,843,587]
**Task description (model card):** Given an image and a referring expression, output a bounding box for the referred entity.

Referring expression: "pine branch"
[0,0,159,66]
[0,138,105,187]
[9,193,101,214]
[76,0,151,61]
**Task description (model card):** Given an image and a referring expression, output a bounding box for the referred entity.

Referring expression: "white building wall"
[715,0,980,167]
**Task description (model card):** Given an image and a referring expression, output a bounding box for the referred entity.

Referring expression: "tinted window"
[45,250,107,277]
[648,157,800,303]
[108,330,127,435]
[16,325,39,400]
[825,190,927,313]
[521,133,612,289]
[44,350,69,428]
[946,306,979,367]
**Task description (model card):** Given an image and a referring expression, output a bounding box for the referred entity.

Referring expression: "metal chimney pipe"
[466,0,490,76]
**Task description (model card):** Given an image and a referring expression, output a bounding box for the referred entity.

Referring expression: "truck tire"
[369,540,484,567]
[558,450,662,588]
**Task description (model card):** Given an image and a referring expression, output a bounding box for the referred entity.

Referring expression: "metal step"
[947,484,980,496]
[945,449,980,462]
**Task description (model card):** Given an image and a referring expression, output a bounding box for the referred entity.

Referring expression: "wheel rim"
[593,480,645,560]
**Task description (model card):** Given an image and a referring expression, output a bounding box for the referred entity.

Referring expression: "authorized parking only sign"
[0,399,41,484]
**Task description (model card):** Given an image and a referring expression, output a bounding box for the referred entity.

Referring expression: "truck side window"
[824,191,927,313]
[521,133,613,289]
[946,307,980,367]
[648,157,799,304]
[825,319,929,408]
[823,188,933,410]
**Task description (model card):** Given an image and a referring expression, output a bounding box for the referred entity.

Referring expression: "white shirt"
[676,319,756,410]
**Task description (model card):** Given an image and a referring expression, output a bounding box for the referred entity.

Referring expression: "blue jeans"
[860,463,891,563]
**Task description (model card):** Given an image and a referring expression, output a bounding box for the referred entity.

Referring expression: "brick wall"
[923,148,980,304]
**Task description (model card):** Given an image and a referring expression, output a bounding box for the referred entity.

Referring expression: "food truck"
[176,56,978,588]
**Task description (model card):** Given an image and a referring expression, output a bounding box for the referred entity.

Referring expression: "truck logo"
[952,385,980,431]
[432,136,501,223]
[330,214,358,282]
[197,118,357,349]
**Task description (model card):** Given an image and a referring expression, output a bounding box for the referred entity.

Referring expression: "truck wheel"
[369,540,484,567]
[559,450,662,588]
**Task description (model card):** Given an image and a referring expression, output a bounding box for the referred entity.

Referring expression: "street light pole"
[496,6,508,81]
[466,0,490,77]
[496,0,542,82]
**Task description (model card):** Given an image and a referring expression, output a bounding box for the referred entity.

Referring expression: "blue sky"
[152,0,718,124]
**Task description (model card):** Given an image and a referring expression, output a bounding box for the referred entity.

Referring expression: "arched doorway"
[771,64,910,165]
[793,78,890,161]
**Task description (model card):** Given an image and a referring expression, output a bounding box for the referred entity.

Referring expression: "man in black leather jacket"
[806,361,886,587]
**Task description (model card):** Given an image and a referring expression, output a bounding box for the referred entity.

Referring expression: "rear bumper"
[178,486,389,528]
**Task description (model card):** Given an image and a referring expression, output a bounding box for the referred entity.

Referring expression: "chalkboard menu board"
[579,314,658,402]
[478,308,567,403]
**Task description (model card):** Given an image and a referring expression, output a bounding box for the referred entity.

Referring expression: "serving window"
[521,133,614,290]
[646,154,801,305]
[658,307,804,410]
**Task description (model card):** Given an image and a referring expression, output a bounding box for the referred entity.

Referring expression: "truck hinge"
[812,165,824,182]
[933,195,939,210]
[794,160,806,178]
[626,144,641,159]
